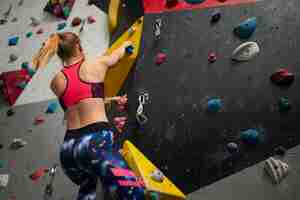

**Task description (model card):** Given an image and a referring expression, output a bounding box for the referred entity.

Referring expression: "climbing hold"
[8,36,19,46]
[185,0,206,4]
[116,95,128,112]
[274,146,286,156]
[113,116,127,131]
[36,28,44,34]
[46,102,58,114]
[21,62,30,70]
[240,129,260,145]
[207,98,222,113]
[57,22,67,31]
[234,17,257,39]
[34,115,45,125]
[151,170,164,182]
[208,52,217,63]
[18,0,24,6]
[87,16,96,24]
[278,97,291,113]
[264,157,288,184]
[128,27,136,36]
[63,6,71,18]
[211,11,221,23]
[53,4,63,17]
[166,0,179,8]
[30,167,48,181]
[26,68,36,77]
[155,52,167,65]
[227,142,239,153]
[10,138,27,150]
[0,144,3,149]
[6,109,15,117]
[125,45,134,54]
[30,17,40,27]
[231,42,260,61]
[270,69,294,86]
[26,32,33,38]
[72,17,82,27]
[218,0,227,2]
[9,54,18,63]
[0,160,5,169]
[0,174,9,187]
[149,192,160,200]
[11,17,18,23]
[16,81,27,89]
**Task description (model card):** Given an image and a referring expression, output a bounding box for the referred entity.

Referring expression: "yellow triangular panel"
[121,140,186,200]
[104,17,144,97]
[108,0,121,33]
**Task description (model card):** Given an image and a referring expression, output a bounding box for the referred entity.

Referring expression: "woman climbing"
[42,32,145,200]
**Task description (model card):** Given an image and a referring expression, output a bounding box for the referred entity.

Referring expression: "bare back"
[51,59,108,130]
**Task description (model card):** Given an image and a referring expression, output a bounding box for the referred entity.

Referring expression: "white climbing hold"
[10,138,27,149]
[0,174,9,187]
[231,42,260,61]
[264,157,289,184]
[150,170,164,182]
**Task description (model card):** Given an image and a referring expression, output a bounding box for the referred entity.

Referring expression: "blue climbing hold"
[46,101,59,114]
[227,142,239,153]
[241,129,260,145]
[234,17,257,39]
[8,36,19,46]
[57,22,67,31]
[207,98,222,113]
[125,45,134,54]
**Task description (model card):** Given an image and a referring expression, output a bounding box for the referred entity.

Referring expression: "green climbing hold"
[26,32,33,38]
[63,7,71,18]
[0,160,5,169]
[278,97,291,113]
[149,192,159,200]
[16,81,27,89]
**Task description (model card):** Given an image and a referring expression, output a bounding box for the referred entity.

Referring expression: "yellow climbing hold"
[104,17,144,97]
[121,140,186,200]
[108,0,121,33]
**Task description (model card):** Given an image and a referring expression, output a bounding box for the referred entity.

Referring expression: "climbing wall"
[0,0,110,106]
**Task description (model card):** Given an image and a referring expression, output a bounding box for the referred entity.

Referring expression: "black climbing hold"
[274,146,286,156]
[185,0,206,4]
[7,109,15,117]
[0,144,3,149]
[211,11,221,23]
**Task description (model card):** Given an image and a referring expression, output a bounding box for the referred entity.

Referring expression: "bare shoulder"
[50,72,66,97]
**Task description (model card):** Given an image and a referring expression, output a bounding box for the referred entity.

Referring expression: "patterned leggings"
[60,122,145,200]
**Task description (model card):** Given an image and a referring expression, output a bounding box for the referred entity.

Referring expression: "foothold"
[234,17,257,39]
[0,19,8,25]
[278,97,291,113]
[166,0,179,8]
[231,42,260,61]
[208,52,217,63]
[125,45,134,54]
[21,62,30,70]
[211,11,221,23]
[26,32,33,38]
[34,115,45,125]
[264,157,289,184]
[9,54,18,63]
[16,81,27,89]
[11,17,18,23]
[150,170,164,182]
[227,142,239,153]
[10,138,27,150]
[87,16,96,24]
[0,174,9,187]
[57,22,67,31]
[46,102,58,114]
[240,129,260,145]
[30,168,48,181]
[274,146,286,156]
[8,36,19,46]
[30,17,40,27]
[72,17,82,27]
[207,98,222,113]
[6,109,15,117]
[155,52,167,65]
[36,28,44,35]
[270,69,294,86]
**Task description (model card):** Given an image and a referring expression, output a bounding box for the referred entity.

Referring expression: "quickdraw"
[44,164,59,200]
[136,93,149,125]
[154,18,162,40]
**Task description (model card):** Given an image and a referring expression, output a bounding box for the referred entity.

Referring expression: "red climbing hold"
[208,52,217,63]
[87,16,96,24]
[30,167,48,181]
[34,115,45,125]
[36,28,44,35]
[155,52,167,65]
[113,116,127,132]
[72,17,82,27]
[166,0,179,8]
[270,68,294,86]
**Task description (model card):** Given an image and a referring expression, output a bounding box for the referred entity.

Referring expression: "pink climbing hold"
[116,95,128,112]
[113,116,127,131]
[34,115,45,125]
[36,28,44,35]
[155,52,167,65]
[87,16,96,24]
[208,52,217,63]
